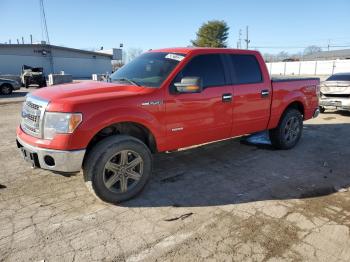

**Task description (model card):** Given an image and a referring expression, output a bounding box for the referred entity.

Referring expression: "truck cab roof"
[149,47,261,56]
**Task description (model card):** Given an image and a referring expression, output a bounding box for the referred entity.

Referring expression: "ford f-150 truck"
[16,48,320,203]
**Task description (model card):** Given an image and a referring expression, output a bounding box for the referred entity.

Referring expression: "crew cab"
[16,48,320,203]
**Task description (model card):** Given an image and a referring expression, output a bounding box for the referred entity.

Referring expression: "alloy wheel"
[103,150,143,193]
[284,116,300,142]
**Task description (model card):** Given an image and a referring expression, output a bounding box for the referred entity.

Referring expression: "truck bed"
[268,76,320,129]
[271,77,319,82]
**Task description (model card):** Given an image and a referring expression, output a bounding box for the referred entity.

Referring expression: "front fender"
[69,107,165,150]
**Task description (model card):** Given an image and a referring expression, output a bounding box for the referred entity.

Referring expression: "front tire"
[319,106,326,113]
[83,135,152,203]
[0,84,13,95]
[269,108,303,149]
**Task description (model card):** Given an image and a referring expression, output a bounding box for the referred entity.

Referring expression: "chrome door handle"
[222,93,232,102]
[261,89,270,98]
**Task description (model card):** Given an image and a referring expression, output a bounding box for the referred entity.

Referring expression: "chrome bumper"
[16,136,85,173]
[320,97,350,111]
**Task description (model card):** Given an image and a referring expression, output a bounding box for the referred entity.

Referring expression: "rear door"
[165,54,233,149]
[227,54,272,136]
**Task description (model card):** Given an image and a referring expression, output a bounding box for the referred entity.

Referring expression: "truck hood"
[321,81,350,95]
[31,81,155,103]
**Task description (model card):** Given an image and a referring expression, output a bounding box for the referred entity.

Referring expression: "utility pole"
[327,39,331,51]
[244,26,250,49]
[237,29,242,49]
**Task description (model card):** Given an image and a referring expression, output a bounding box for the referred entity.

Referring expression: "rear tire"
[269,108,303,149]
[0,84,13,95]
[83,135,152,204]
[319,106,326,113]
[24,78,30,88]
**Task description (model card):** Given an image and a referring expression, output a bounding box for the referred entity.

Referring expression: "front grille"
[26,101,41,110]
[20,95,48,138]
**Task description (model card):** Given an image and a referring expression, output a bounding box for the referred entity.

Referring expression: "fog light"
[44,155,55,166]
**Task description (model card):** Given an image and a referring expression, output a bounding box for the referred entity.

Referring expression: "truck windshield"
[110,52,185,88]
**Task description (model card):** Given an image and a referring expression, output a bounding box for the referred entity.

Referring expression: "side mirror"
[174,77,202,93]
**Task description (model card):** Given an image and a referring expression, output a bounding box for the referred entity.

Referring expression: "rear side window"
[229,55,262,84]
[177,54,226,88]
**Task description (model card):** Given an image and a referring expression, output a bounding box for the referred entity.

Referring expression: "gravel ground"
[0,103,350,261]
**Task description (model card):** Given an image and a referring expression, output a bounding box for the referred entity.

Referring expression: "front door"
[165,54,233,150]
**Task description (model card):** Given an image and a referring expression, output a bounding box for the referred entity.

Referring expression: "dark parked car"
[0,78,21,95]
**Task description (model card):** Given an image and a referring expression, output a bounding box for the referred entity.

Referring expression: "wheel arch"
[284,100,305,117]
[84,121,158,164]
[0,82,13,88]
[275,100,305,127]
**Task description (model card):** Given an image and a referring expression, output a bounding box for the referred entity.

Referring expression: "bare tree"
[276,51,289,61]
[125,48,143,63]
[263,53,277,62]
[303,45,322,56]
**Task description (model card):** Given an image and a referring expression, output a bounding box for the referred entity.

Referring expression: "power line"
[39,0,50,45]
[251,45,350,49]
[39,0,54,73]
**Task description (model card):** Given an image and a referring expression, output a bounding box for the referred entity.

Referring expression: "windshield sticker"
[165,53,185,62]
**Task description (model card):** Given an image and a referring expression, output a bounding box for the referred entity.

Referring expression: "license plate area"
[19,146,40,168]
[321,100,342,107]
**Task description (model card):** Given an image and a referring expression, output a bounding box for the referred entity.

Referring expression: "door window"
[229,55,262,84]
[174,54,226,88]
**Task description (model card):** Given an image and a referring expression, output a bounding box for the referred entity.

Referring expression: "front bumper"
[16,136,85,173]
[320,97,350,111]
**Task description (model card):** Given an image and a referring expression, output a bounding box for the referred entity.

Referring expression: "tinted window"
[229,55,262,84]
[176,54,226,88]
[327,74,350,81]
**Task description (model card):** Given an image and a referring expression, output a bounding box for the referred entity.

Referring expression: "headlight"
[43,112,82,140]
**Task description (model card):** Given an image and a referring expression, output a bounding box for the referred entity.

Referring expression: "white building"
[0,43,119,78]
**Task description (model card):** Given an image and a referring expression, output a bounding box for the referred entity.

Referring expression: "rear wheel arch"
[282,100,305,120]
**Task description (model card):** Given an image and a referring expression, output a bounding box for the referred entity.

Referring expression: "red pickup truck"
[17,48,320,203]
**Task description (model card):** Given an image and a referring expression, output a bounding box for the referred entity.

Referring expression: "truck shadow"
[122,123,350,208]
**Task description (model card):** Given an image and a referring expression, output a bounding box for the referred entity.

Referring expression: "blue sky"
[1,0,350,54]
